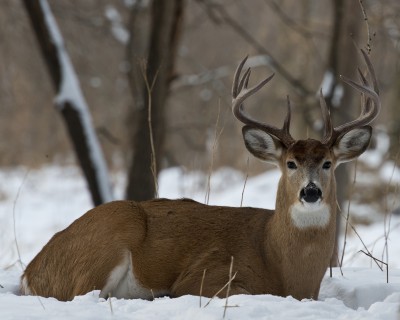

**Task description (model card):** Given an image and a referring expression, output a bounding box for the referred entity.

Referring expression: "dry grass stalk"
[139,60,160,198]
[223,256,234,318]
[359,250,389,283]
[240,158,249,207]
[199,269,207,307]
[205,100,225,204]
[336,254,344,276]
[108,293,114,315]
[340,161,358,267]
[13,170,30,271]
[382,150,399,280]
[339,210,383,271]
[203,271,238,308]
[29,283,46,310]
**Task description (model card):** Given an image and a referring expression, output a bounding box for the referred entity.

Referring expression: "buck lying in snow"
[21,50,380,301]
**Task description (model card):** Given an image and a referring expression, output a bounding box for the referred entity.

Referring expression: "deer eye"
[287,161,297,170]
[322,161,332,169]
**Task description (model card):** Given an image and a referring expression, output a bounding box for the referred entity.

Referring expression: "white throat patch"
[290,202,330,229]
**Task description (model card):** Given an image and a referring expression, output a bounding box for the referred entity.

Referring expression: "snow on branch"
[39,0,113,204]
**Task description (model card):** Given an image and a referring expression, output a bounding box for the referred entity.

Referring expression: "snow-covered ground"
[1,165,399,319]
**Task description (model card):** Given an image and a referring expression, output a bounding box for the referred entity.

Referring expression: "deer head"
[232,50,380,229]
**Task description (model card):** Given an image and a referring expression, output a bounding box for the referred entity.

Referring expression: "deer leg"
[100,251,156,300]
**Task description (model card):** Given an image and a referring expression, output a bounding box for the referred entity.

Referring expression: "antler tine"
[320,89,333,143]
[323,49,381,146]
[357,67,373,114]
[232,56,294,147]
[361,49,379,95]
[232,55,248,98]
[239,68,251,92]
[338,75,380,123]
[284,95,292,135]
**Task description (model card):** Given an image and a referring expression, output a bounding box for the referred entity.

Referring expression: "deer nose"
[300,182,322,203]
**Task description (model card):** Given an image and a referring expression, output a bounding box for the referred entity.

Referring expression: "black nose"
[300,182,322,203]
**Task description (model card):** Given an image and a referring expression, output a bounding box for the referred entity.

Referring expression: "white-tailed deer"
[21,50,380,302]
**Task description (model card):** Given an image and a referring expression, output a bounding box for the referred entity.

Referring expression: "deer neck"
[264,178,337,299]
[269,179,336,261]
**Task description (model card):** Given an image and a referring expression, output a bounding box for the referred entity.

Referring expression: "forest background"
[0,0,399,212]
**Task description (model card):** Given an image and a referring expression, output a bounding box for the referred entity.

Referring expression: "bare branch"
[263,0,328,39]
[196,0,312,97]
[358,0,374,54]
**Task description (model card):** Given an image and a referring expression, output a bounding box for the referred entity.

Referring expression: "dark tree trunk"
[126,0,184,201]
[23,0,113,206]
[326,0,361,266]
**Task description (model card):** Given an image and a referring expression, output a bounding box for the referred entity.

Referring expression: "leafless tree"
[23,0,113,206]
[126,0,184,201]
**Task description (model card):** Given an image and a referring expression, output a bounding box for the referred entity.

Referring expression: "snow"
[39,0,113,203]
[104,5,130,44]
[0,164,399,319]
[320,71,335,96]
[360,129,391,169]
[319,70,344,107]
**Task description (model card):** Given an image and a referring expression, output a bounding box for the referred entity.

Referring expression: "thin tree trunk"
[126,0,184,201]
[23,0,113,206]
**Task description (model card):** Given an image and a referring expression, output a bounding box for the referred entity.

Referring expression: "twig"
[108,293,114,315]
[358,0,373,54]
[340,161,358,267]
[199,269,207,307]
[196,0,312,97]
[342,222,400,267]
[13,170,30,270]
[382,150,399,278]
[223,256,234,318]
[263,0,327,39]
[339,210,383,271]
[336,254,344,276]
[29,284,46,310]
[203,271,237,308]
[205,99,225,204]
[240,158,250,207]
[359,250,388,283]
[150,288,155,300]
[139,60,160,198]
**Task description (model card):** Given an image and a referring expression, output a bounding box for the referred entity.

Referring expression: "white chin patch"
[290,202,330,229]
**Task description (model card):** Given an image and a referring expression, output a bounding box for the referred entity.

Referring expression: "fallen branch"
[359,250,388,283]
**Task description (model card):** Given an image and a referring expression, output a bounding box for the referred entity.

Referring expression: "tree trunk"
[326,0,361,266]
[23,0,113,206]
[389,71,400,164]
[126,0,184,201]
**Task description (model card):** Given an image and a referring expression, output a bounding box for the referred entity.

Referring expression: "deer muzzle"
[300,182,322,203]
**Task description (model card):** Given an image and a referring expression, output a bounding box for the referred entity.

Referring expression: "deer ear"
[333,126,372,164]
[242,126,283,165]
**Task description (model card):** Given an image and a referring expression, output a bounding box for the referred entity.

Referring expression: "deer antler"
[232,56,295,147]
[321,49,381,146]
